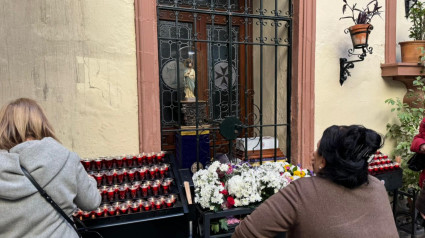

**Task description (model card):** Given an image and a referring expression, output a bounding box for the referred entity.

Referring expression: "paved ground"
[399,230,425,238]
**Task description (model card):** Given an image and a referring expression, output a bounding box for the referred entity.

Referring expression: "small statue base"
[181,100,207,126]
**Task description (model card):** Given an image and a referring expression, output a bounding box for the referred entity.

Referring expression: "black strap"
[21,166,84,236]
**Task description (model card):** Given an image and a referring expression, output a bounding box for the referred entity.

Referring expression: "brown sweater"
[233,176,398,238]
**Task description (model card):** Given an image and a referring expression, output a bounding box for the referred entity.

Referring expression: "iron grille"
[157,0,292,170]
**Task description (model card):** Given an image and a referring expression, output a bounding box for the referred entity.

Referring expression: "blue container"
[176,131,210,173]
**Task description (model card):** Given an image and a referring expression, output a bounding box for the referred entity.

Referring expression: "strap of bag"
[21,166,84,236]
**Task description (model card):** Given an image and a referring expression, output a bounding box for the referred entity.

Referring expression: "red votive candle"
[164,178,173,186]
[117,169,125,184]
[394,163,400,169]
[115,156,123,168]
[107,187,115,201]
[162,182,169,194]
[130,185,138,199]
[138,167,147,180]
[165,198,173,208]
[107,206,116,216]
[141,183,149,197]
[156,153,163,163]
[119,204,129,214]
[131,202,139,213]
[105,156,114,170]
[112,202,121,213]
[152,183,159,196]
[373,165,379,172]
[94,172,104,187]
[155,199,162,210]
[152,152,157,163]
[148,197,155,206]
[163,163,169,173]
[142,201,150,211]
[132,181,141,189]
[100,204,110,212]
[136,154,143,166]
[95,207,104,217]
[126,155,134,167]
[82,211,91,219]
[147,153,153,165]
[122,155,128,167]
[149,167,156,179]
[168,194,177,204]
[105,171,115,185]
[118,185,127,200]
[81,159,92,171]
[128,169,136,182]
[94,158,103,170]
[159,166,166,178]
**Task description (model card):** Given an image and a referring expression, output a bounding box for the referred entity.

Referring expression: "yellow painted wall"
[0,0,139,158]
[253,0,289,154]
[315,0,406,155]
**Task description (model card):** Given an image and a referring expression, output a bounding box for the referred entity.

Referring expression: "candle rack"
[75,154,188,230]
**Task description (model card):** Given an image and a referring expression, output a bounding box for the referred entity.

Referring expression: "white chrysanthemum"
[219,164,229,172]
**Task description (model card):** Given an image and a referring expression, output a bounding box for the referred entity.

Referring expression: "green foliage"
[211,222,220,234]
[219,218,228,231]
[385,77,425,190]
[409,1,425,40]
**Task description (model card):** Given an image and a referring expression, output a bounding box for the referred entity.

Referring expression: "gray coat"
[0,137,101,238]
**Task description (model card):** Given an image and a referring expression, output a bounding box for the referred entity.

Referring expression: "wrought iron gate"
[157,0,292,171]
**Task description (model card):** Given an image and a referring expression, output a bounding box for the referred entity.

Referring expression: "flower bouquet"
[192,161,312,211]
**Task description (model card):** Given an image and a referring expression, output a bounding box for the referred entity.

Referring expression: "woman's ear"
[319,157,326,169]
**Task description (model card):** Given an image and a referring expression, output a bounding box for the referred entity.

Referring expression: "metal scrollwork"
[339,25,374,85]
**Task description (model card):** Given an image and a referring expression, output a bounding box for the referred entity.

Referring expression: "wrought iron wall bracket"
[339,26,373,86]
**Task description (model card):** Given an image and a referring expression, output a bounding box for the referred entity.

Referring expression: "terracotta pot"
[399,40,425,63]
[348,24,372,49]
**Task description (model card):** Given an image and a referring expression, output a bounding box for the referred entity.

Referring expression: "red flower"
[220,189,228,195]
[221,182,225,187]
[227,196,235,208]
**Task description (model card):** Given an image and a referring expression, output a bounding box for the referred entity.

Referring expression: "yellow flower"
[293,170,301,176]
[301,171,306,177]
[290,176,294,180]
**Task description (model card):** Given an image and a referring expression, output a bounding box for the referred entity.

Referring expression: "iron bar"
[157,5,291,21]
[259,0,264,164]
[226,0,234,163]
[193,10,200,172]
[273,0,278,162]
[157,36,290,47]
[244,0,249,161]
[286,0,293,162]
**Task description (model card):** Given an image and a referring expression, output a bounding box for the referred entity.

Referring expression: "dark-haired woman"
[232,125,398,238]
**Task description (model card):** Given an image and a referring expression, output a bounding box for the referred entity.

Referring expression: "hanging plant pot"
[399,40,425,63]
[348,24,373,49]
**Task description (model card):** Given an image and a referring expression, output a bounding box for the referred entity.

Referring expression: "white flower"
[219,164,229,172]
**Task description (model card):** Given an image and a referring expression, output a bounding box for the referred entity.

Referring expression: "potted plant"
[400,1,425,63]
[340,0,382,49]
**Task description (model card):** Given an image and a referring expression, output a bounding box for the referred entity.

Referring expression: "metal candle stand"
[75,155,189,233]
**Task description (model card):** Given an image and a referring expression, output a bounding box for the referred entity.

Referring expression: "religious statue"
[183,59,196,100]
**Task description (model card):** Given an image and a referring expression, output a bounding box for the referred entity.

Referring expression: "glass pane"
[159,21,194,126]
[207,25,239,121]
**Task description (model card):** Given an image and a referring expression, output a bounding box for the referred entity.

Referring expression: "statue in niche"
[183,59,196,100]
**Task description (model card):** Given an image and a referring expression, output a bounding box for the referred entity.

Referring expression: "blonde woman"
[0,98,101,238]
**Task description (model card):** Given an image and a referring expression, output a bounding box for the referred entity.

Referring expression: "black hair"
[317,125,383,189]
